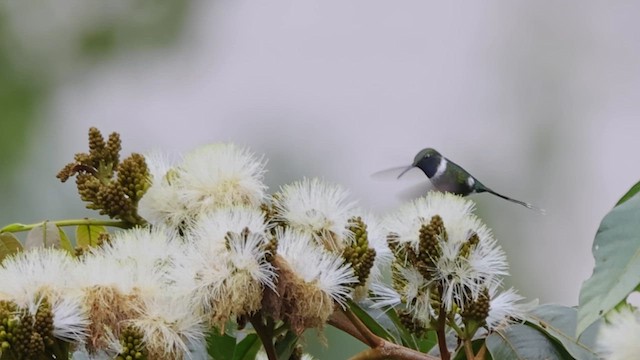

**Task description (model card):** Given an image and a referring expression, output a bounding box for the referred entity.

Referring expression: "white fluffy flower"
[128,294,206,359]
[139,144,268,228]
[385,193,508,311]
[274,178,357,251]
[172,228,275,326]
[0,248,89,345]
[178,143,267,211]
[276,228,356,307]
[384,192,476,248]
[138,152,188,229]
[486,286,533,331]
[186,206,269,252]
[0,247,76,306]
[597,306,640,360]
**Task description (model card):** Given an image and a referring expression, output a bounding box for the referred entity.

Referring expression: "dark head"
[397,148,443,179]
[412,148,442,178]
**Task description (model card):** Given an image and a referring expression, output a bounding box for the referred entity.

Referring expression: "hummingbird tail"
[484,189,546,214]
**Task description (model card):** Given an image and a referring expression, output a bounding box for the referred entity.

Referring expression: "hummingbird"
[397,148,542,211]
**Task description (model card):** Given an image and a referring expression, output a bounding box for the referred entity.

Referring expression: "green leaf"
[207,331,237,360]
[58,227,74,254]
[25,222,61,249]
[415,329,437,354]
[486,324,570,360]
[350,300,400,344]
[452,339,489,360]
[616,180,640,206]
[75,224,107,248]
[274,330,298,360]
[527,304,599,360]
[577,193,640,335]
[0,232,22,262]
[233,334,260,360]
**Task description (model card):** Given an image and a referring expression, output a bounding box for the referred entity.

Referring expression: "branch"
[329,308,439,360]
[0,218,130,233]
[349,342,439,360]
[250,313,277,360]
[436,302,450,360]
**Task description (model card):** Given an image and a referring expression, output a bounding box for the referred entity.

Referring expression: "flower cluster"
[1,128,534,359]
[376,192,530,339]
[57,127,150,226]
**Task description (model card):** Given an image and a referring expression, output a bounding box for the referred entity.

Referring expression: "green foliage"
[486,324,569,360]
[75,224,107,248]
[527,305,599,360]
[615,180,640,206]
[24,222,61,249]
[0,232,22,262]
[577,192,640,336]
[207,332,261,360]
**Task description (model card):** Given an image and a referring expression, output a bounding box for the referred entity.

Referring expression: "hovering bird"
[396,148,542,212]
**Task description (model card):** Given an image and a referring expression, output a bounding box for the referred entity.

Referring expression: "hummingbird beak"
[397,165,415,179]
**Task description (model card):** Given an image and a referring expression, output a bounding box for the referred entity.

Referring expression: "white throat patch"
[433,158,447,179]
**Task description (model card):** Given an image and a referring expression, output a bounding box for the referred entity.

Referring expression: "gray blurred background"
[2,1,639,358]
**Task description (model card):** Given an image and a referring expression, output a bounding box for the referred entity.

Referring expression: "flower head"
[274,178,357,251]
[384,192,508,319]
[178,143,267,211]
[262,228,356,334]
[139,144,268,228]
[172,225,275,328]
[127,294,206,359]
[597,306,640,360]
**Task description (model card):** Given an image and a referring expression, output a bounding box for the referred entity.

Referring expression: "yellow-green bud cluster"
[57,127,150,226]
[458,233,479,259]
[0,298,56,359]
[342,217,376,286]
[115,325,147,360]
[461,287,491,325]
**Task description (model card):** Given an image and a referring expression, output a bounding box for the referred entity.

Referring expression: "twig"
[250,313,277,360]
[329,308,439,360]
[349,342,440,360]
[463,339,475,360]
[0,218,130,233]
[436,302,450,360]
[343,307,384,348]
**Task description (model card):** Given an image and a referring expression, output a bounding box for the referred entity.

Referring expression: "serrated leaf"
[207,331,237,360]
[25,222,61,249]
[75,224,107,248]
[233,334,260,360]
[616,180,640,206]
[527,304,599,360]
[350,300,400,344]
[577,193,640,336]
[0,232,23,262]
[58,227,74,254]
[486,324,569,360]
